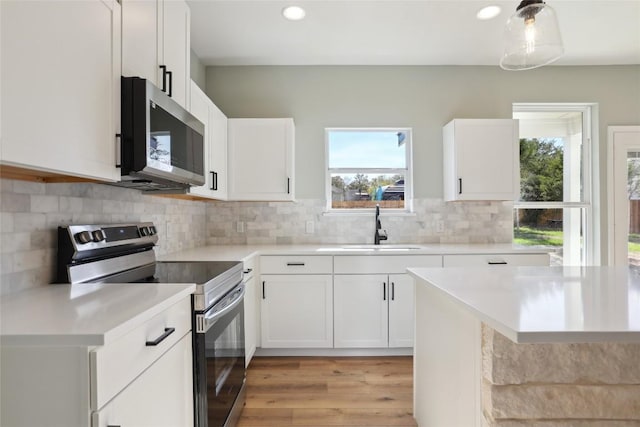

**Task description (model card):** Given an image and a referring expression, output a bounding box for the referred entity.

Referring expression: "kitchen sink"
[341,245,423,251]
[316,245,424,252]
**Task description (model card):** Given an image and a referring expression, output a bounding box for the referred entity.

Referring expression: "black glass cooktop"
[153,261,241,285]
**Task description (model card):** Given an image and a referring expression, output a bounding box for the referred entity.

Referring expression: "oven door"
[194,283,246,427]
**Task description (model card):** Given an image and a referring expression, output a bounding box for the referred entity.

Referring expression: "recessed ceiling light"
[476,5,502,20]
[282,6,306,21]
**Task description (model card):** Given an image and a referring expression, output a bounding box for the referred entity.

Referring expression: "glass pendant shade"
[500,1,564,70]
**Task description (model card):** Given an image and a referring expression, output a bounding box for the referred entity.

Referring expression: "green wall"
[205,65,640,261]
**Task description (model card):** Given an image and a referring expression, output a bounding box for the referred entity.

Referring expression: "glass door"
[610,126,640,266]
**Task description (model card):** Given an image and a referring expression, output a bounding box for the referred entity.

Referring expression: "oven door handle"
[199,284,245,333]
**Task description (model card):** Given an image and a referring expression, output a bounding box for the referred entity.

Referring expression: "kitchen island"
[408,266,640,427]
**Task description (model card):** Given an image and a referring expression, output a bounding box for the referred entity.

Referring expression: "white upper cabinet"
[227,118,295,201]
[0,0,121,181]
[122,0,191,109]
[187,81,228,200]
[443,119,519,201]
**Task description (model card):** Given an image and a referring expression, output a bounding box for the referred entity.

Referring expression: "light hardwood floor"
[237,356,417,427]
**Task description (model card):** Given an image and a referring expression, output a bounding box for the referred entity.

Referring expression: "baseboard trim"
[253,347,413,357]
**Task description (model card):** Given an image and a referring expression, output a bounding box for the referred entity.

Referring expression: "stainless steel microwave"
[116,77,205,192]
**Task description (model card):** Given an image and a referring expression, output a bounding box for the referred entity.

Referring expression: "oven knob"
[92,229,106,242]
[149,226,157,235]
[74,231,93,244]
[140,227,149,236]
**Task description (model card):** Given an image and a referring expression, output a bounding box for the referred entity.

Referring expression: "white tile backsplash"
[0,178,513,295]
[0,179,207,295]
[205,198,513,246]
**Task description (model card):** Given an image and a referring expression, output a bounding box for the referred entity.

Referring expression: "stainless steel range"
[57,222,246,427]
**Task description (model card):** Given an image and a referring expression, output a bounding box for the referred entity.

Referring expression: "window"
[513,104,598,266]
[325,128,413,212]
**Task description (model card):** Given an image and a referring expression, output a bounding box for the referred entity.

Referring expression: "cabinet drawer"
[243,254,257,280]
[91,333,193,427]
[90,296,192,410]
[334,255,442,274]
[260,255,332,274]
[442,253,550,267]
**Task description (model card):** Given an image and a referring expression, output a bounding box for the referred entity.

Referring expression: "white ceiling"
[187,0,640,67]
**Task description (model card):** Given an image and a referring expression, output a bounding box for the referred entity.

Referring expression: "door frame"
[607,125,640,265]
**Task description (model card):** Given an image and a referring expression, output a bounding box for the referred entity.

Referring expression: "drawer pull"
[286,262,305,266]
[488,261,508,265]
[244,268,253,274]
[145,327,175,346]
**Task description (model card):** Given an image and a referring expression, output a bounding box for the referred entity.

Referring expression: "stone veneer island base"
[409,266,640,427]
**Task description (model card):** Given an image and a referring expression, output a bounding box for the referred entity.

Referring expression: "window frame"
[324,127,414,214]
[513,102,600,266]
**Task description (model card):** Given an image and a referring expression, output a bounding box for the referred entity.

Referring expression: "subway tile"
[30,195,59,213]
[0,212,14,233]
[1,232,31,253]
[13,180,46,195]
[14,213,47,232]
[0,192,31,212]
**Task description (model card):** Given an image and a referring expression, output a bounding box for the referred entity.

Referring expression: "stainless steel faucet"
[374,204,388,245]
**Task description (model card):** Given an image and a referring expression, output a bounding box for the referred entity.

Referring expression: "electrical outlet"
[305,220,315,234]
[436,220,445,233]
[236,221,245,233]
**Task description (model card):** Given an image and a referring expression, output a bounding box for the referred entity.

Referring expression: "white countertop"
[408,266,640,343]
[159,243,548,262]
[0,283,195,346]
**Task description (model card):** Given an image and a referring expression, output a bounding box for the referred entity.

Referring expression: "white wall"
[205,65,640,263]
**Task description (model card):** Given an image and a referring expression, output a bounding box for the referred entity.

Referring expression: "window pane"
[513,207,585,266]
[328,131,406,169]
[628,152,640,272]
[515,111,583,203]
[331,173,404,209]
[519,138,565,202]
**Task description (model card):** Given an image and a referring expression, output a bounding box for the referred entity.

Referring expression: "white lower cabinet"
[388,274,416,347]
[92,334,193,427]
[260,274,333,348]
[0,296,193,427]
[243,256,258,366]
[334,274,388,348]
[442,253,550,267]
[333,255,441,349]
[334,273,415,348]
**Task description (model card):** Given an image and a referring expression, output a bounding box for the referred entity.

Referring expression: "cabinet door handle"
[210,171,218,191]
[391,282,395,301]
[287,177,291,194]
[262,281,267,299]
[167,70,173,97]
[488,261,508,265]
[458,178,463,195]
[145,327,175,346]
[159,65,167,92]
[286,262,305,266]
[115,133,122,168]
[243,268,253,274]
[383,282,387,301]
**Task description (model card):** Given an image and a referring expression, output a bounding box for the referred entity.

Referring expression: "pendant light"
[500,0,564,70]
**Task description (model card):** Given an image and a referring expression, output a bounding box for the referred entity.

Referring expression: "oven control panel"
[71,224,157,245]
